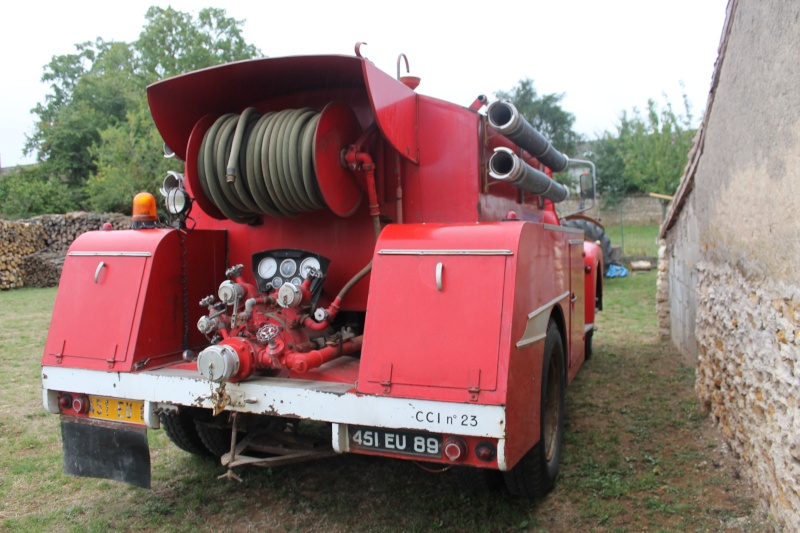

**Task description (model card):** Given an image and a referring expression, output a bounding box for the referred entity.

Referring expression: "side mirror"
[559,159,596,217]
[580,172,595,200]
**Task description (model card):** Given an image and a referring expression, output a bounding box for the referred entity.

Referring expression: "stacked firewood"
[27,213,129,253]
[21,251,67,288]
[1,213,128,289]
[0,220,47,289]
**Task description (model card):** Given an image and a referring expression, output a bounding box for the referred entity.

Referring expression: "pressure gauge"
[271,276,283,288]
[291,277,302,286]
[279,259,297,277]
[299,257,321,279]
[258,257,278,279]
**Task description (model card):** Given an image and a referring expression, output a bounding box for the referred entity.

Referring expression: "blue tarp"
[605,264,629,278]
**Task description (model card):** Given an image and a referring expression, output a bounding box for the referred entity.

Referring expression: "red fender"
[583,240,603,327]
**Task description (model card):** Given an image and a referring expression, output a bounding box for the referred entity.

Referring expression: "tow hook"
[211,382,231,416]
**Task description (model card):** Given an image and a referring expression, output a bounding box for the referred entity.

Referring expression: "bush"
[0,166,81,218]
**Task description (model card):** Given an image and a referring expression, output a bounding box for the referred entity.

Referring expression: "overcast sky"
[0,0,728,168]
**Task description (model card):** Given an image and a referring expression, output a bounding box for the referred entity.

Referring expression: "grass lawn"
[0,275,769,532]
[604,223,661,259]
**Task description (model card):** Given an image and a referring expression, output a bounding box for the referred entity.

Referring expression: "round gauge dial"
[279,259,297,277]
[257,257,278,279]
[271,276,283,288]
[299,257,321,278]
[291,277,302,286]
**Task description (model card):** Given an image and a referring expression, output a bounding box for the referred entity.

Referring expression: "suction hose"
[489,148,569,203]
[487,101,569,172]
[197,108,326,224]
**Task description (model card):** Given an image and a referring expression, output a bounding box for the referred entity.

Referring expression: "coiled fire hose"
[197,107,326,223]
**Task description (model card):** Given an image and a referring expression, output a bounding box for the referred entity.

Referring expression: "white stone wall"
[665,195,700,362]
[695,261,800,530]
[661,1,800,527]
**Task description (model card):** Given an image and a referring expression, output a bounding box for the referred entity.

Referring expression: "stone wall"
[659,1,800,527]
[655,240,670,340]
[558,194,664,226]
[695,261,800,530]
[664,194,701,362]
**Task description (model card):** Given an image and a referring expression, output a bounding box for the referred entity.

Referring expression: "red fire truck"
[42,49,602,497]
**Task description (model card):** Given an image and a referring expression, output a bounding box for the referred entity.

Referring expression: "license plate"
[88,396,145,425]
[348,425,442,459]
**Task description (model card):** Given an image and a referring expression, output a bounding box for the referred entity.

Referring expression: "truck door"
[568,239,586,370]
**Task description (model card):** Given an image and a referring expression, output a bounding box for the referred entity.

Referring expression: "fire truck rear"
[41,49,603,496]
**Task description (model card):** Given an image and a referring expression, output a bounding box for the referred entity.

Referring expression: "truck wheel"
[504,321,565,498]
[160,408,213,456]
[562,218,612,272]
[194,415,236,457]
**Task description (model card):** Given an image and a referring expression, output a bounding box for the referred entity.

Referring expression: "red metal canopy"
[147,55,419,163]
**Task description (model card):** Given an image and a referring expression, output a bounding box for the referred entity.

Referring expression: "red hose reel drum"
[184,101,364,222]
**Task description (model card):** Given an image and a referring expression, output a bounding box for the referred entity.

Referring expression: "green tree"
[496,78,581,157]
[25,39,138,186]
[617,96,694,199]
[86,99,176,214]
[24,7,261,215]
[587,133,631,207]
[589,93,695,215]
[137,6,259,81]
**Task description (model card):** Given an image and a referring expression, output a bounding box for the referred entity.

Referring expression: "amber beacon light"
[131,192,158,228]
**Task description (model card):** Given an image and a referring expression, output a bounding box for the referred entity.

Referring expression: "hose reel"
[192,101,364,224]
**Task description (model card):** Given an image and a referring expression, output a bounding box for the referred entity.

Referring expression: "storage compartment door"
[44,254,147,365]
[361,254,506,392]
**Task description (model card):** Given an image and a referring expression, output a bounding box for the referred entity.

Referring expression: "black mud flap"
[61,416,151,488]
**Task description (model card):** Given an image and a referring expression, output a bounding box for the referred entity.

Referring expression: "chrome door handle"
[94,261,106,284]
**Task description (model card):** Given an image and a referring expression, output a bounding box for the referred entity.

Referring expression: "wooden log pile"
[21,252,66,288]
[0,220,46,289]
[1,212,128,289]
[27,213,129,253]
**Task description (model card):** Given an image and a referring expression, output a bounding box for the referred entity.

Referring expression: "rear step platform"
[219,413,335,480]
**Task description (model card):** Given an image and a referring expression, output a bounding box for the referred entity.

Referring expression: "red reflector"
[475,442,497,462]
[58,394,71,409]
[444,437,468,462]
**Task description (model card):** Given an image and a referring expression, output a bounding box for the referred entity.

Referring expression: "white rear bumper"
[42,365,507,442]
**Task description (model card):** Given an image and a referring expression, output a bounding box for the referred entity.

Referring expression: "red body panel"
[583,240,603,326]
[358,222,582,469]
[44,229,226,372]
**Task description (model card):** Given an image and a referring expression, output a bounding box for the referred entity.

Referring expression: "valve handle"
[257,324,280,344]
[226,264,244,279]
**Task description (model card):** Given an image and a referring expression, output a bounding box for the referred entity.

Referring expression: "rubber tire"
[504,322,566,498]
[562,218,613,272]
[160,409,213,456]
[194,415,236,457]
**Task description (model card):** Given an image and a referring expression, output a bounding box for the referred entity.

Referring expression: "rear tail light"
[58,394,72,409]
[444,437,468,462]
[475,441,497,462]
[71,395,89,414]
